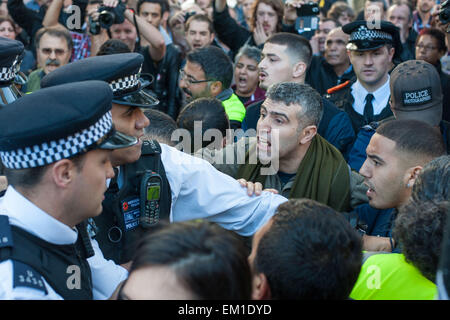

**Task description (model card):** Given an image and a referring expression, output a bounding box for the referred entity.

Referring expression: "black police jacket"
[325,78,393,134]
[140,43,182,120]
[93,140,171,264]
[0,217,94,299]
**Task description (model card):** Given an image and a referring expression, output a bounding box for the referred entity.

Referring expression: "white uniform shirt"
[160,144,288,236]
[351,76,391,116]
[0,187,128,300]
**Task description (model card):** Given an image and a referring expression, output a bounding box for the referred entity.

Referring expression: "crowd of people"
[0,0,449,300]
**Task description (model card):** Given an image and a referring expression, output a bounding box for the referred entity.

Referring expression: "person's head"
[324,27,350,70]
[393,199,449,282]
[416,0,434,14]
[249,199,362,300]
[96,39,131,56]
[41,53,159,166]
[364,0,387,21]
[185,14,215,51]
[258,33,312,90]
[415,28,447,66]
[176,97,230,153]
[180,46,233,102]
[0,17,16,40]
[256,82,322,165]
[35,26,72,75]
[243,0,256,23]
[142,109,178,146]
[386,1,413,41]
[234,45,261,98]
[195,0,212,10]
[327,1,355,26]
[359,119,446,209]
[343,20,399,91]
[110,19,138,51]
[0,81,136,227]
[410,155,450,204]
[390,60,443,126]
[249,0,284,36]
[315,18,339,54]
[119,221,252,299]
[137,0,170,28]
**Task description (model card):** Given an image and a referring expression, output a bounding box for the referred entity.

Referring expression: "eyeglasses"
[40,48,68,56]
[179,69,213,85]
[416,44,438,51]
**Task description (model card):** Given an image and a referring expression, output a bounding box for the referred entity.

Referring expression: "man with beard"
[179,45,246,129]
[243,32,355,156]
[197,82,352,212]
[412,0,435,33]
[24,26,72,93]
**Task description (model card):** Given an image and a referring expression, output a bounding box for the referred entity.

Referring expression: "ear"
[209,81,223,97]
[209,32,215,45]
[292,61,307,79]
[388,46,395,62]
[299,125,317,145]
[51,159,77,188]
[251,272,271,300]
[404,165,423,189]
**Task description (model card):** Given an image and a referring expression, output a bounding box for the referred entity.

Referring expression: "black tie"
[364,93,374,124]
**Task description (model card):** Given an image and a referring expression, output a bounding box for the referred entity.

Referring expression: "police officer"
[0,37,26,191]
[0,81,138,299]
[0,37,24,106]
[325,20,402,134]
[41,53,288,265]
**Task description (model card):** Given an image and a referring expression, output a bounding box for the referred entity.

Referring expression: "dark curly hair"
[254,199,363,299]
[393,200,449,282]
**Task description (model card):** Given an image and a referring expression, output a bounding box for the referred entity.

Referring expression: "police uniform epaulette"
[326,80,351,95]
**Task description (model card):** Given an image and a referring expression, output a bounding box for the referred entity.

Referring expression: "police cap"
[0,37,24,87]
[40,53,159,108]
[0,81,138,169]
[343,20,402,60]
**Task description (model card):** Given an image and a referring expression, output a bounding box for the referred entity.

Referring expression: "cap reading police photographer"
[390,60,443,126]
[40,53,159,108]
[0,81,138,169]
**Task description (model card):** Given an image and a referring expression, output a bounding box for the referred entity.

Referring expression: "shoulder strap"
[0,215,93,300]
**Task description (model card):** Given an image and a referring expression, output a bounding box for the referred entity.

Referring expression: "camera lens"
[99,11,115,29]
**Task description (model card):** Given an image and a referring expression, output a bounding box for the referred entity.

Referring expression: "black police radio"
[140,171,162,228]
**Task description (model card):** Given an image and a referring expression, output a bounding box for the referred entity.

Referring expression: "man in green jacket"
[179,45,246,130]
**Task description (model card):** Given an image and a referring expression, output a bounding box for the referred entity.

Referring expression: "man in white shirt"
[0,81,138,299]
[326,20,402,134]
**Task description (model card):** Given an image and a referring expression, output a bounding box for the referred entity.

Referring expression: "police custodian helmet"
[40,53,159,108]
[0,81,138,169]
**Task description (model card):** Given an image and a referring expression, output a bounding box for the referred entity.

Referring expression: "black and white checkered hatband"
[0,55,19,83]
[0,111,113,169]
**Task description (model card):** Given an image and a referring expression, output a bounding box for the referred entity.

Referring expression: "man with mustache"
[179,45,246,130]
[25,26,72,93]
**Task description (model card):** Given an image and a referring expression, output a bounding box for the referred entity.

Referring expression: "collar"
[353,75,390,102]
[216,87,234,101]
[0,186,78,245]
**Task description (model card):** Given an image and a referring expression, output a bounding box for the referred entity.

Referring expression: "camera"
[184,11,196,22]
[89,16,101,35]
[296,2,320,17]
[295,2,320,32]
[439,0,450,25]
[97,1,126,29]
